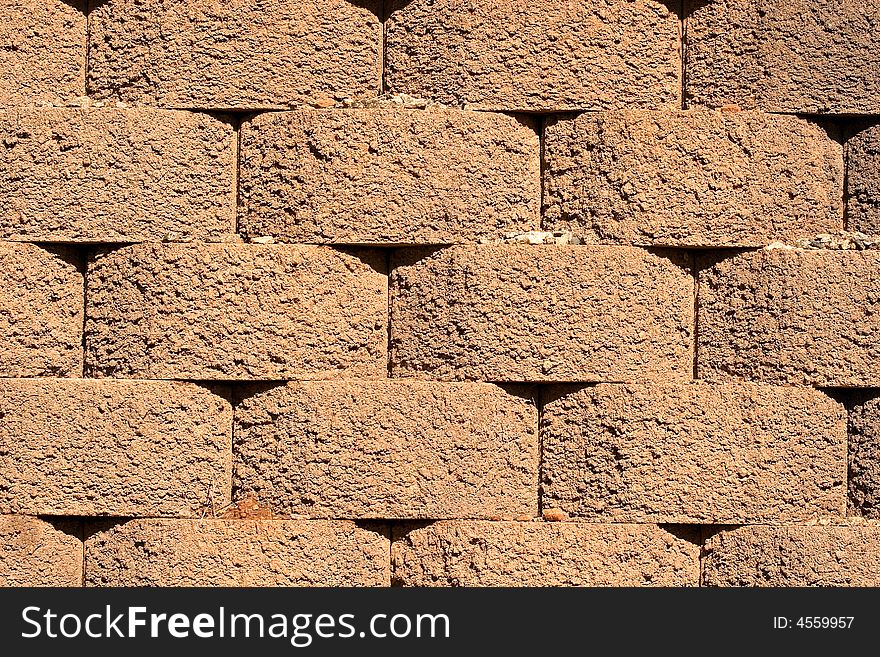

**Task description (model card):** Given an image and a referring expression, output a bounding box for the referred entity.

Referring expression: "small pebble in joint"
[480,230,582,245]
[767,230,880,251]
[39,96,129,110]
[542,508,568,522]
[334,93,445,110]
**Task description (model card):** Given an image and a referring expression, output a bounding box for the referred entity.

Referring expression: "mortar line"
[679,1,687,110]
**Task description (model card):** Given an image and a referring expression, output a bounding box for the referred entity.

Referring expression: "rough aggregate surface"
[0,108,235,242]
[542,383,846,523]
[0,379,231,516]
[392,521,700,586]
[391,245,694,382]
[386,0,680,111]
[85,519,390,586]
[88,0,382,109]
[85,243,388,380]
[543,111,843,246]
[686,0,880,113]
[239,109,539,244]
[234,380,538,519]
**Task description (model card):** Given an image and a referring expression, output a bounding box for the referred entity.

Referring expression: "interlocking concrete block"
[391,245,693,382]
[0,108,235,242]
[88,0,381,109]
[85,519,390,586]
[85,244,387,380]
[239,109,539,244]
[542,383,846,523]
[544,111,843,246]
[234,380,538,519]
[385,0,680,111]
[392,521,699,586]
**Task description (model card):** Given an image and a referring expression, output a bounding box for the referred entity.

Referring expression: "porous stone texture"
[385,0,680,111]
[698,249,880,386]
[0,516,82,586]
[848,393,880,518]
[239,109,540,244]
[234,381,538,519]
[85,244,387,380]
[88,0,381,109]
[543,111,844,246]
[391,521,699,586]
[0,0,85,106]
[685,0,880,113]
[703,525,880,586]
[847,124,880,234]
[0,379,231,516]
[0,108,235,242]
[390,245,693,382]
[0,243,82,377]
[85,519,390,586]
[542,383,846,523]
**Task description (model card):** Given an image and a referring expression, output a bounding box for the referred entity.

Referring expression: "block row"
[5,107,876,246]
[5,1,880,114]
[13,243,880,386]
[6,516,880,587]
[6,377,880,522]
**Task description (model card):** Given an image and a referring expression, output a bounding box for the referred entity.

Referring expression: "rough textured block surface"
[391,245,693,382]
[703,525,880,587]
[0,108,235,242]
[0,516,82,587]
[685,0,880,113]
[391,521,699,586]
[847,124,880,234]
[543,111,843,246]
[0,243,82,377]
[698,249,880,386]
[848,393,880,518]
[85,244,387,380]
[542,383,846,523]
[239,109,540,244]
[86,519,390,586]
[385,0,680,111]
[88,0,381,109]
[0,0,85,106]
[234,381,538,519]
[0,379,231,516]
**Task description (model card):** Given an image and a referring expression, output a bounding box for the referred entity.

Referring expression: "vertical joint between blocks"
[80,246,89,378]
[538,115,546,232]
[233,117,243,238]
[680,0,687,111]
[83,1,91,99]
[536,385,544,516]
[380,0,389,96]
[692,251,699,381]
[386,249,393,378]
